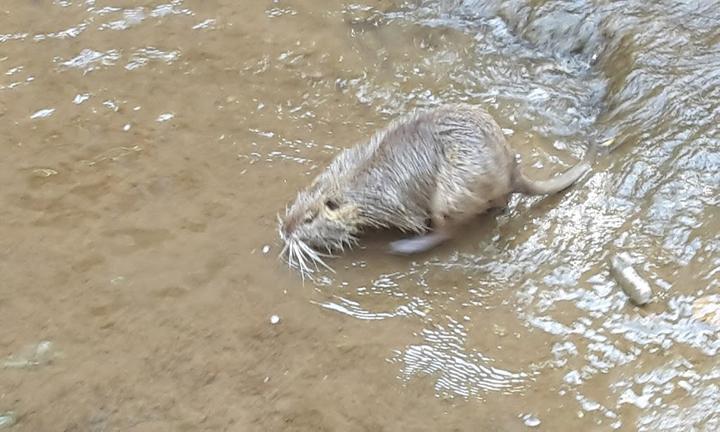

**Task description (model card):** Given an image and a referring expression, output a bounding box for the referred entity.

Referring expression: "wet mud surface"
[0,0,719,430]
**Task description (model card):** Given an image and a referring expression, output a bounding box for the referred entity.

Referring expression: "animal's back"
[331,104,514,231]
[430,104,515,214]
[368,103,511,179]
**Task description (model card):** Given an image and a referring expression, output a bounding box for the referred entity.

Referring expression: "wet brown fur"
[279,103,598,270]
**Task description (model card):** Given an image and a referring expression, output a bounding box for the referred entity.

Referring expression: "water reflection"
[396,321,529,397]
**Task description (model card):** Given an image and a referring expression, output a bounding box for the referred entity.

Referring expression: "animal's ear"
[324,199,340,210]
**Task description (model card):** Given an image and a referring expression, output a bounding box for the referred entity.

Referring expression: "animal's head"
[278,175,361,276]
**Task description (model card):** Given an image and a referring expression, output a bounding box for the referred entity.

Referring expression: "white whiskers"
[277,212,359,280]
[281,237,337,281]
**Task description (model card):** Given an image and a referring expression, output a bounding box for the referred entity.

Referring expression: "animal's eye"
[325,199,339,210]
[303,215,314,223]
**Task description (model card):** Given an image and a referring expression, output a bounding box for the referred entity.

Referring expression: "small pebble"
[270,315,280,325]
[262,245,270,254]
[123,123,131,131]
[522,414,541,427]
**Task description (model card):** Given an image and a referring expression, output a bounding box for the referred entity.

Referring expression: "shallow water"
[0,0,718,430]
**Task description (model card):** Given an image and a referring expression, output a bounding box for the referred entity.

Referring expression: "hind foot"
[389,231,450,255]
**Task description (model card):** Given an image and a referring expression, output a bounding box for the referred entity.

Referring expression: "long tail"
[511,138,614,196]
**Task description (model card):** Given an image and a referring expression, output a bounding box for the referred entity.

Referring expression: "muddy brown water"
[1,0,719,431]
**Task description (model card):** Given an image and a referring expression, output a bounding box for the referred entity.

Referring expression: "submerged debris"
[609,253,653,306]
[2,340,56,369]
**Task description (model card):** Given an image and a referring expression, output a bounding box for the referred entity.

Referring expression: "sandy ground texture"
[1,0,719,431]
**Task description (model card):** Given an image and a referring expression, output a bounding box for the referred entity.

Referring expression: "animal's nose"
[281,218,295,238]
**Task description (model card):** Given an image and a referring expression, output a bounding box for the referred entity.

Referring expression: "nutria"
[278,103,605,276]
